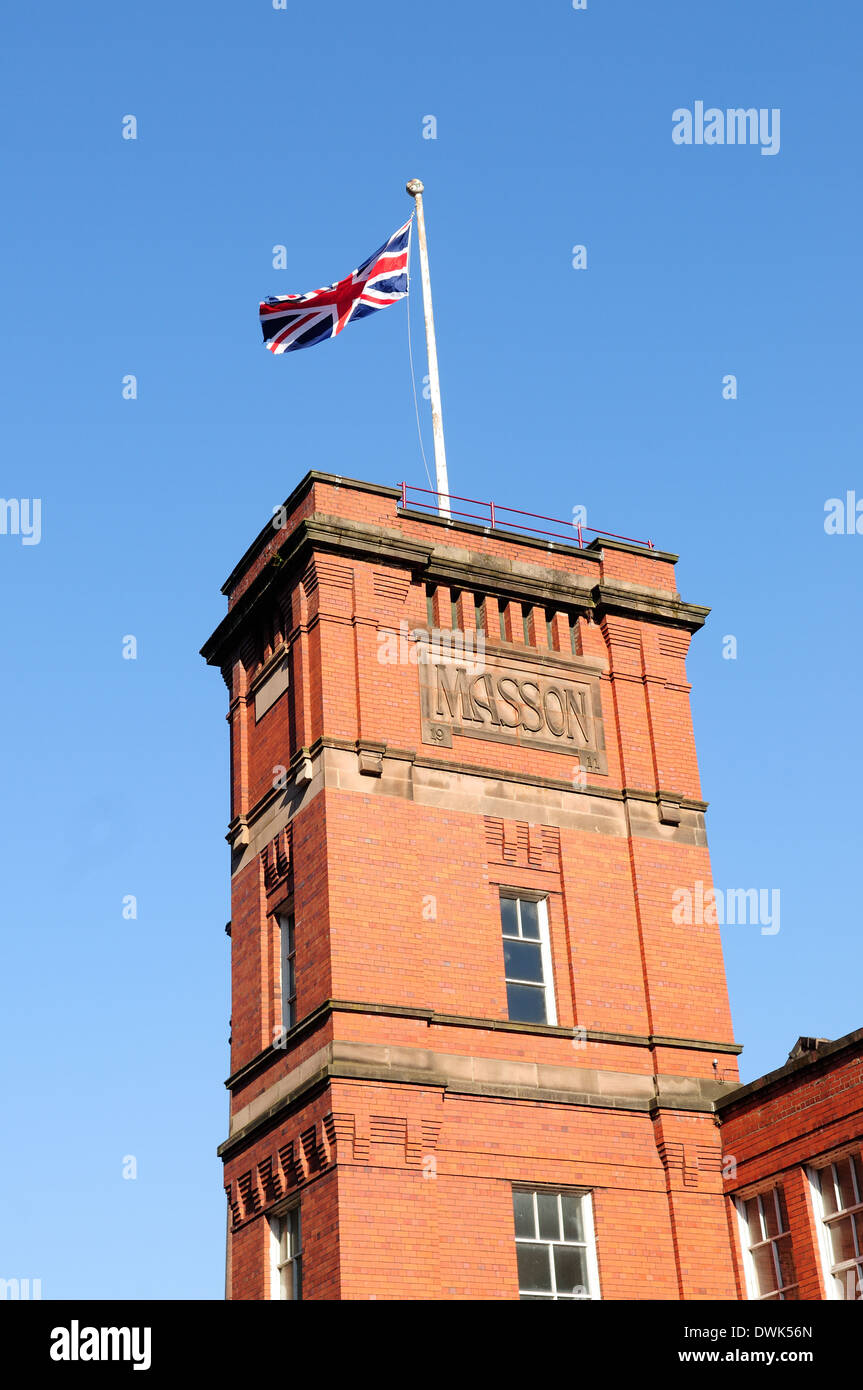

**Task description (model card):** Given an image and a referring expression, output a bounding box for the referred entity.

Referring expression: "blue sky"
[0,1,859,1298]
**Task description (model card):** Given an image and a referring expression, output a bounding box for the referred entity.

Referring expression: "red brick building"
[202,470,746,1301]
[718,1029,863,1302]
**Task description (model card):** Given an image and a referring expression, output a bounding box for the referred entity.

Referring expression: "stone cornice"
[422,550,597,609]
[201,515,430,667]
[218,1036,737,1159]
[202,514,706,670]
[593,582,710,632]
[219,471,402,597]
[237,735,709,836]
[224,998,742,1095]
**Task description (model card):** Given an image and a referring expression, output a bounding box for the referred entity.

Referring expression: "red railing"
[398,483,654,551]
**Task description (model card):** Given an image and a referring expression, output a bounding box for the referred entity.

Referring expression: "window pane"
[829,1215,856,1265]
[499,898,518,936]
[506,982,548,1024]
[775,1186,790,1233]
[516,1243,552,1293]
[562,1195,585,1243]
[513,1191,535,1240]
[836,1158,857,1213]
[851,1155,862,1204]
[820,1166,838,1216]
[752,1244,778,1296]
[774,1234,796,1291]
[503,939,544,983]
[519,900,540,940]
[744,1197,763,1242]
[762,1191,781,1240]
[554,1244,589,1298]
[834,1268,861,1301]
[536,1193,560,1242]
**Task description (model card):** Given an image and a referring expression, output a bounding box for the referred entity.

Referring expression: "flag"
[259,217,412,355]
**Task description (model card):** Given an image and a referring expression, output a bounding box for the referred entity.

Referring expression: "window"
[279,913,297,1032]
[474,593,486,633]
[425,584,436,627]
[500,895,556,1025]
[499,602,507,642]
[569,613,579,655]
[545,609,555,649]
[512,1190,600,1300]
[270,1206,302,1300]
[450,589,460,629]
[812,1151,863,1300]
[521,604,531,645]
[737,1187,798,1299]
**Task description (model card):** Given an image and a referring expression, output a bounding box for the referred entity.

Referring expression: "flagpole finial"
[406,179,424,197]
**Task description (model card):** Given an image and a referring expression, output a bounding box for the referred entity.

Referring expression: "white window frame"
[500,893,557,1026]
[278,912,297,1033]
[512,1188,601,1300]
[808,1150,863,1301]
[269,1205,302,1301]
[734,1185,799,1300]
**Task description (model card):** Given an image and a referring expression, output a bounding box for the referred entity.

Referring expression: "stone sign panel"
[419,649,607,773]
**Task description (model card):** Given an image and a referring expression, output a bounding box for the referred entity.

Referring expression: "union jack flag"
[259,217,412,355]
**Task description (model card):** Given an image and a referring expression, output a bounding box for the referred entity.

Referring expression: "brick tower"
[201,472,742,1301]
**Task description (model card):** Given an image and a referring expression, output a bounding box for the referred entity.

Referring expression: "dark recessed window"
[500,895,555,1024]
[279,914,297,1032]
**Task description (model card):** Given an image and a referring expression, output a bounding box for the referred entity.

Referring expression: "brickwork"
[718,1032,863,1301]
[204,471,742,1300]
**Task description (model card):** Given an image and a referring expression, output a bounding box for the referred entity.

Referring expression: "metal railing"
[398,482,654,550]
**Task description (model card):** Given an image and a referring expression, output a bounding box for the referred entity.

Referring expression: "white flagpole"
[406,179,451,519]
